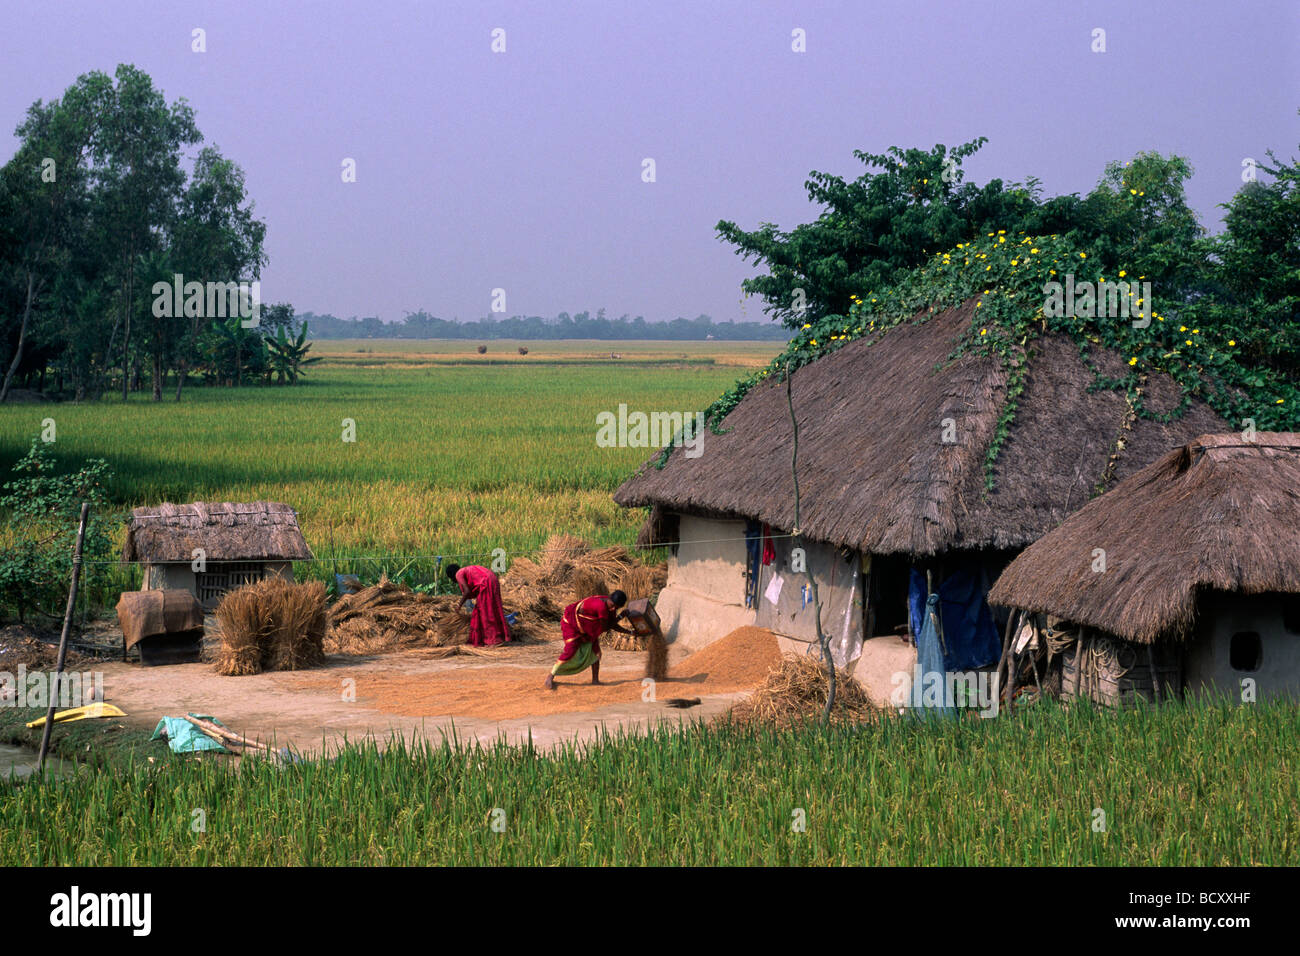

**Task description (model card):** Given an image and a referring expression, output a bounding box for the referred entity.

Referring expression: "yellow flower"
[998,230,1005,234]
[1185,340,1193,346]
[1130,188,1137,195]
[1118,270,1126,277]
[1180,326,1187,332]
[1011,259,1019,266]
[1192,329,1199,334]
[998,236,1005,243]
[1129,357,1138,366]
[980,328,987,335]
[1079,252,1087,259]
[810,339,817,346]
[802,324,811,329]
[1229,340,1236,346]
[1030,248,1039,254]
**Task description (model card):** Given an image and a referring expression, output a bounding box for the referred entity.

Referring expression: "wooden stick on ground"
[182,715,279,757]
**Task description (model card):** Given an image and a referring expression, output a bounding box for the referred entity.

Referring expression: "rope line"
[76,532,804,567]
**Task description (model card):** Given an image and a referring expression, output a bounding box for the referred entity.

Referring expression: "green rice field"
[4,699,1296,866]
[0,339,780,592]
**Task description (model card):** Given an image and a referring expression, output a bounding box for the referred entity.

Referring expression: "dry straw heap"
[324,535,667,655]
[989,433,1300,644]
[213,578,328,676]
[727,655,877,727]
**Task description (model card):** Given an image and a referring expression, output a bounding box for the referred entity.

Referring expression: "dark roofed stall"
[123,501,312,609]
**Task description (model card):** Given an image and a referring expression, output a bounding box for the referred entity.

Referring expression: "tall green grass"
[4,699,1296,865]
[0,340,777,607]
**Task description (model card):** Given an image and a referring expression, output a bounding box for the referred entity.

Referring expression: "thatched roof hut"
[611,301,1230,691]
[988,434,1300,644]
[615,302,1227,555]
[123,502,312,609]
[123,501,312,564]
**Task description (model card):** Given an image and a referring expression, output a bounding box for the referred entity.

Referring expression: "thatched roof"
[122,501,312,564]
[988,433,1300,643]
[615,301,1227,555]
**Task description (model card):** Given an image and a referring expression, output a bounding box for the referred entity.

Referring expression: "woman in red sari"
[445,563,511,646]
[544,590,630,690]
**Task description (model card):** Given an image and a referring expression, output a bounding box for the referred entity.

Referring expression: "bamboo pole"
[37,502,90,775]
[785,362,835,724]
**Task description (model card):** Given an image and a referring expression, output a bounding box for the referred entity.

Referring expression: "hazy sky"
[3,1,1296,324]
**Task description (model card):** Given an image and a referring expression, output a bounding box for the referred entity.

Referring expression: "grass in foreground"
[3,698,1296,865]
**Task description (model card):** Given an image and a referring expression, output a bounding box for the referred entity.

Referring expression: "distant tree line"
[299,309,791,341]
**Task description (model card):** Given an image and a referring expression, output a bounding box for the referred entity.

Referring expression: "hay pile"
[322,536,667,656]
[214,579,328,676]
[327,577,472,654]
[326,575,547,655]
[726,654,879,727]
[500,534,667,651]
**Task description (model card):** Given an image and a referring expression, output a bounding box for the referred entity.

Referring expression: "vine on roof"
[654,229,1300,489]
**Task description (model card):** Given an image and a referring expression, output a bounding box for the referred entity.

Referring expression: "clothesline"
[77,532,805,567]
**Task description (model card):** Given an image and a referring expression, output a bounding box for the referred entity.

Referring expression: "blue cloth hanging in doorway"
[908,565,1001,671]
[911,593,955,717]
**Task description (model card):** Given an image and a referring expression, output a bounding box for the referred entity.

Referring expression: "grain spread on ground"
[287,625,782,721]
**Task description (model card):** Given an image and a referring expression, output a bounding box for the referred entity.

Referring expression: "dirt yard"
[88,628,782,755]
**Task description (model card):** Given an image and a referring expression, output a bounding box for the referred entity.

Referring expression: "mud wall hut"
[614,301,1228,701]
[123,502,312,609]
[988,434,1300,704]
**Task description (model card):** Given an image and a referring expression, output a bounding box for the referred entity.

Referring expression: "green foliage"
[0,65,268,401]
[3,699,1296,865]
[677,141,1300,482]
[0,439,114,620]
[265,321,322,384]
[663,226,1299,480]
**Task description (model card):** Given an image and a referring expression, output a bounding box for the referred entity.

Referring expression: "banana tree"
[265,322,321,384]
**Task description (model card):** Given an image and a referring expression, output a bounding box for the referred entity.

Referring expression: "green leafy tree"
[265,320,322,384]
[90,64,201,401]
[717,139,1045,328]
[0,73,105,401]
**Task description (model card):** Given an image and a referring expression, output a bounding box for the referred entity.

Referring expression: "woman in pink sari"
[445,564,511,646]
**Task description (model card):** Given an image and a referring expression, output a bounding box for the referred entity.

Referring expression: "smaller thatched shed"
[123,502,313,609]
[989,434,1300,704]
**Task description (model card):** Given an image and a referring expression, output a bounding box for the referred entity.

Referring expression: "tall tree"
[90,64,200,401]
[168,146,267,400]
[0,73,106,401]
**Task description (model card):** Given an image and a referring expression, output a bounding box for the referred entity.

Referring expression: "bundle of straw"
[214,579,328,676]
[726,654,878,727]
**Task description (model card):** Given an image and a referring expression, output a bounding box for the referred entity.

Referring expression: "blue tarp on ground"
[908,565,1001,671]
[151,714,230,754]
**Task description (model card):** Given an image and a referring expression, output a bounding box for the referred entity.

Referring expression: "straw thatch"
[615,302,1227,556]
[213,578,328,675]
[123,501,312,563]
[988,434,1300,643]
